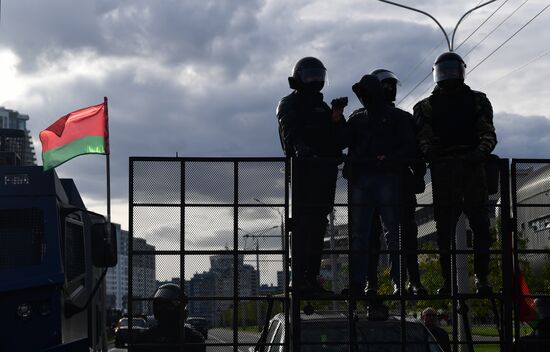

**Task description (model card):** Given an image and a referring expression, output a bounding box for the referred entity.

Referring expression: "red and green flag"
[40,100,109,171]
[517,269,538,327]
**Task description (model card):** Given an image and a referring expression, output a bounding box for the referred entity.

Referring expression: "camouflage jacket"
[413,84,497,157]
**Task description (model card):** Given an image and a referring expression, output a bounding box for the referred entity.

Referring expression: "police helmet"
[288,57,327,92]
[370,69,401,86]
[371,68,400,102]
[153,283,187,321]
[433,52,466,83]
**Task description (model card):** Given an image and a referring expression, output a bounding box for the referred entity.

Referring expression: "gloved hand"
[331,97,348,122]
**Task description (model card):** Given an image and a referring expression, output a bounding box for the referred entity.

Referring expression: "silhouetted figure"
[365,69,427,296]
[422,307,451,352]
[134,284,205,352]
[345,74,415,296]
[413,52,497,295]
[277,56,347,294]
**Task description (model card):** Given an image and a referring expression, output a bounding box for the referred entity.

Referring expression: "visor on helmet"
[374,71,401,86]
[298,67,326,83]
[433,60,466,83]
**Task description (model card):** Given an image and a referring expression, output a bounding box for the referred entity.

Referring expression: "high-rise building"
[106,225,128,311]
[0,107,36,165]
[105,228,156,315]
[187,254,258,326]
[188,271,218,324]
[132,238,156,315]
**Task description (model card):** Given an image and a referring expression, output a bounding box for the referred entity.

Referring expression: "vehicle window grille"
[0,208,44,269]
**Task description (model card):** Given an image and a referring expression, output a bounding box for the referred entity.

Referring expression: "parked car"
[114,317,148,348]
[186,317,209,339]
[251,312,444,352]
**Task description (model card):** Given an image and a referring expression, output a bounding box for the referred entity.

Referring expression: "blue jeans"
[350,173,401,286]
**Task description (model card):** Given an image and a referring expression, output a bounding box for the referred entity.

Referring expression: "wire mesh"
[127,157,550,352]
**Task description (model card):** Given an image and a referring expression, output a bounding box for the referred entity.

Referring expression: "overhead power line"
[405,82,435,111]
[454,0,511,51]
[399,0,495,86]
[397,71,432,106]
[463,0,531,59]
[397,0,508,108]
[400,38,446,87]
[468,2,550,74]
[484,46,550,87]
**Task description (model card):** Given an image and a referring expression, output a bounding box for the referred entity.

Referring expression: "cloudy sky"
[1,0,549,280]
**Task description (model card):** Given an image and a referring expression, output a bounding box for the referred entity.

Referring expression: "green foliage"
[417,241,449,312]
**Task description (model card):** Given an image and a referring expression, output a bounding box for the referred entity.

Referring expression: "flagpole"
[104,96,111,223]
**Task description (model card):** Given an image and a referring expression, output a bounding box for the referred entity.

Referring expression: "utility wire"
[399,0,489,85]
[454,0,511,51]
[463,0,531,59]
[397,71,432,106]
[468,2,550,74]
[400,39,446,87]
[484,46,550,87]
[405,83,435,111]
[397,0,509,108]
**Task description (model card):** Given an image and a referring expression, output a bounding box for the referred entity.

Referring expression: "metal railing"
[126,156,550,352]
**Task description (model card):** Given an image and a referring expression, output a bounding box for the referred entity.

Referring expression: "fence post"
[501,158,514,352]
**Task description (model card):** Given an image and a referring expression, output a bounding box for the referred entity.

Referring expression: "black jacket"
[345,105,416,177]
[276,91,346,158]
[134,324,206,352]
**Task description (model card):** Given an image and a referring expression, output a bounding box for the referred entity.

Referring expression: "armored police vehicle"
[0,153,117,351]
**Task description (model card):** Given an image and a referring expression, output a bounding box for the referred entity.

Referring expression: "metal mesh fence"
[511,160,550,351]
[129,158,289,352]
[127,157,550,352]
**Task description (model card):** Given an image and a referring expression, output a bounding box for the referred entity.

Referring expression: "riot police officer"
[276,56,347,294]
[365,69,427,295]
[413,52,497,295]
[135,283,205,352]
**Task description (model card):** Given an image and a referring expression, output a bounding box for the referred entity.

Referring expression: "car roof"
[271,312,422,324]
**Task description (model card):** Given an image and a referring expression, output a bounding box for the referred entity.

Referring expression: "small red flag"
[517,270,537,323]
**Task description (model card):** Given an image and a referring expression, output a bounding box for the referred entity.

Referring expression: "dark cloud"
[1,0,263,75]
[1,0,548,231]
[493,112,550,159]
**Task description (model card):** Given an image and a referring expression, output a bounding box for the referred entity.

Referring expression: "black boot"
[407,281,428,296]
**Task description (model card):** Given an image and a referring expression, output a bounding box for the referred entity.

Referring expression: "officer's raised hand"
[331,97,348,122]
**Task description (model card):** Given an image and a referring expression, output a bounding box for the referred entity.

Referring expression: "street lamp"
[238,225,279,331]
[253,198,285,259]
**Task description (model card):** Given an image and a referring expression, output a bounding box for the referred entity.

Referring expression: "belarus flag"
[39,100,109,171]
